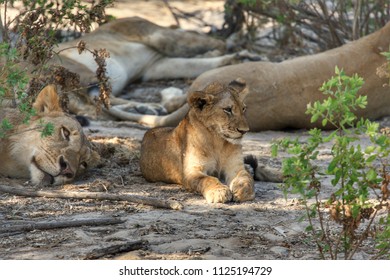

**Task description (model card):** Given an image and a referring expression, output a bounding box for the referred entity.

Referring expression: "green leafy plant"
[273,67,389,259]
[1,41,34,137]
[377,50,390,87]
[0,40,57,138]
[0,0,114,138]
[374,50,390,259]
[0,119,13,138]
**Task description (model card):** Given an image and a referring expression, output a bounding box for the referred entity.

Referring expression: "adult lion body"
[140,78,255,203]
[55,17,240,97]
[0,85,99,185]
[122,21,390,131]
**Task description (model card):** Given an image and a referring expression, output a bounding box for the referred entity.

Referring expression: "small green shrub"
[0,0,114,138]
[1,41,34,137]
[273,67,390,259]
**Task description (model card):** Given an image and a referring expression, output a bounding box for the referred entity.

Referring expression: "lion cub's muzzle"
[236,127,249,136]
[222,127,249,144]
[231,124,249,137]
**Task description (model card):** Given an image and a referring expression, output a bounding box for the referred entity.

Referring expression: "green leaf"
[351,205,361,219]
[1,119,13,130]
[40,122,54,138]
[367,169,377,181]
[331,169,343,186]
[365,154,377,164]
[271,143,278,157]
[311,113,320,123]
[323,131,337,142]
[380,51,390,60]
[305,225,313,232]
[364,146,376,154]
[328,159,338,173]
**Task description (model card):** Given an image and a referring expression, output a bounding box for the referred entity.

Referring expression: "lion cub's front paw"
[231,181,255,202]
[203,184,232,203]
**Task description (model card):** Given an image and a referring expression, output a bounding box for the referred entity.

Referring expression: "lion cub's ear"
[188,90,215,110]
[228,78,248,100]
[33,85,63,114]
[188,81,224,110]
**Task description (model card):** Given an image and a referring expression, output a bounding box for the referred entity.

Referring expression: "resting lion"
[55,17,245,97]
[140,78,255,203]
[113,21,390,131]
[0,85,99,185]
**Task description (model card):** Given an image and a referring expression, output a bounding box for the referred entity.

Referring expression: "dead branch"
[84,240,148,259]
[0,217,124,234]
[0,183,184,210]
[163,0,181,27]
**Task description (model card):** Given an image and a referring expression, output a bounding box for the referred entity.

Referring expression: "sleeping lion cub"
[0,85,99,185]
[140,78,255,203]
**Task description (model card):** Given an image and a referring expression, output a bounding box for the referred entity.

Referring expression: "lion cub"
[140,78,255,203]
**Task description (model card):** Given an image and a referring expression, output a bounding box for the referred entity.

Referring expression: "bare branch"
[0,183,184,210]
[84,240,148,259]
[162,0,180,27]
[0,217,124,234]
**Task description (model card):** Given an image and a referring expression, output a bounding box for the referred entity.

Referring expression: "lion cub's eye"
[243,106,247,113]
[223,107,233,115]
[61,127,71,141]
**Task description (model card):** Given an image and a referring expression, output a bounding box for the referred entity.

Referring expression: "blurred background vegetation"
[219,0,390,58]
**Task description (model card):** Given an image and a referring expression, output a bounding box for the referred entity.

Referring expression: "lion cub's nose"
[59,156,74,178]
[237,127,249,135]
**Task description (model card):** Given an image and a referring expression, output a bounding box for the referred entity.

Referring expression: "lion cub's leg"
[183,154,232,203]
[184,171,233,203]
[225,155,255,202]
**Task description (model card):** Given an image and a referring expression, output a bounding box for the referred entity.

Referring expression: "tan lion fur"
[55,17,240,97]
[140,78,255,203]
[127,21,390,131]
[0,85,99,185]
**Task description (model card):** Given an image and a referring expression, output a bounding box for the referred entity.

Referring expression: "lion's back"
[140,127,183,184]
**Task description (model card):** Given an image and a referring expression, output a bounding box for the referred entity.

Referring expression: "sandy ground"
[2,0,225,32]
[0,0,388,260]
[0,116,387,260]
[105,0,226,31]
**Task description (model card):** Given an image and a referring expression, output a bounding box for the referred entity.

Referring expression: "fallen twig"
[0,183,183,210]
[0,217,124,234]
[84,240,148,259]
[163,0,180,27]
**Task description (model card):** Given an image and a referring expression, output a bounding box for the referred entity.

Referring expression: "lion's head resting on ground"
[0,85,100,185]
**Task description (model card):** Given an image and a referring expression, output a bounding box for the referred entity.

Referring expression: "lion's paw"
[231,181,255,202]
[203,185,232,203]
[234,50,263,62]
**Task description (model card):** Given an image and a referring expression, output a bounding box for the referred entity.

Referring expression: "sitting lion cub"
[0,85,99,186]
[140,78,255,203]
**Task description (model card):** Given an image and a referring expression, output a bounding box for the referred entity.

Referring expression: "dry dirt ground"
[0,116,387,260]
[0,0,388,260]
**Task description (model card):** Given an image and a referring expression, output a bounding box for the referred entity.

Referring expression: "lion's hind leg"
[229,170,255,202]
[225,156,255,202]
[142,55,238,81]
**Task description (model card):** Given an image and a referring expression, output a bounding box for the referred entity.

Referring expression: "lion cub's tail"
[244,155,283,183]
